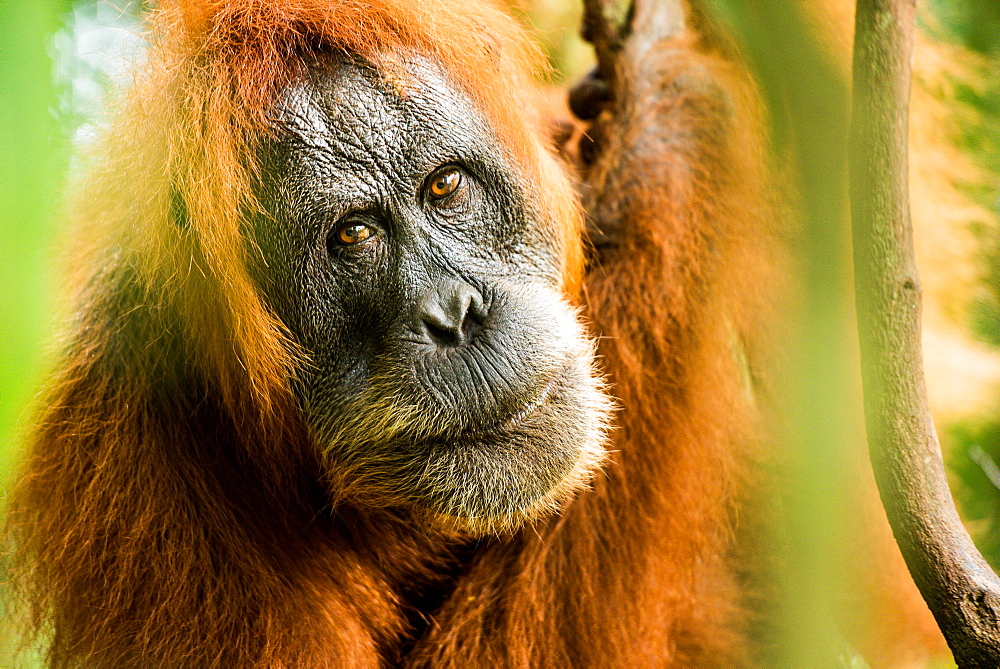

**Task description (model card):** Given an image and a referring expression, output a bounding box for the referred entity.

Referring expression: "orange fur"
[4,0,946,666]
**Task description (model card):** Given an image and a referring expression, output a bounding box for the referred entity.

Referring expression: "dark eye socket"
[328,220,376,251]
[425,167,464,201]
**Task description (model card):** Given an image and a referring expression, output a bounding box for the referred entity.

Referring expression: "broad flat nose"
[412,279,484,347]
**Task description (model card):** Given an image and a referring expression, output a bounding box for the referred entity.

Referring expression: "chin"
[409,351,612,535]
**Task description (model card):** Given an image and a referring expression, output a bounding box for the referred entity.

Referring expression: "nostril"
[424,320,460,347]
[460,309,483,342]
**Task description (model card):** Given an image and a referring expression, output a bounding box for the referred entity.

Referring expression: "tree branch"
[850,0,1000,663]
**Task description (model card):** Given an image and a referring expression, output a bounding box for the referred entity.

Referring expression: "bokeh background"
[2,0,1000,663]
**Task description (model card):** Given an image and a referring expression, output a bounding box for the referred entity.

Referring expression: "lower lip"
[493,373,561,433]
[443,367,567,443]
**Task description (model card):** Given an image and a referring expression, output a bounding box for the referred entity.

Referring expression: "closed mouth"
[460,369,564,441]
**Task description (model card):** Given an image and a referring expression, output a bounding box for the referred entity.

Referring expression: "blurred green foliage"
[949,58,1000,349]
[0,1,71,486]
[927,0,1000,573]
[1,1,70,663]
[928,0,1000,56]
[0,0,147,493]
[705,1,859,663]
[950,421,1000,566]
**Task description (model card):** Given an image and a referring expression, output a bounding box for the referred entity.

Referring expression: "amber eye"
[427,168,463,200]
[333,222,374,246]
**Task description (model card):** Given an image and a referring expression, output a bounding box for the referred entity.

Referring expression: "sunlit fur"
[4,0,599,665]
[2,0,946,666]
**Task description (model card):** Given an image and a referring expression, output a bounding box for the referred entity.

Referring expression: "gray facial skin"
[250,55,607,531]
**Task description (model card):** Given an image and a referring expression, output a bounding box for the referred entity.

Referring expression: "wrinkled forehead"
[273,53,503,168]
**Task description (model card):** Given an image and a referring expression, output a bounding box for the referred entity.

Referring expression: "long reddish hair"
[5,1,580,665]
[4,0,944,665]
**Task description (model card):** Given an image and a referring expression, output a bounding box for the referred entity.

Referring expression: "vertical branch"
[850,0,1000,663]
